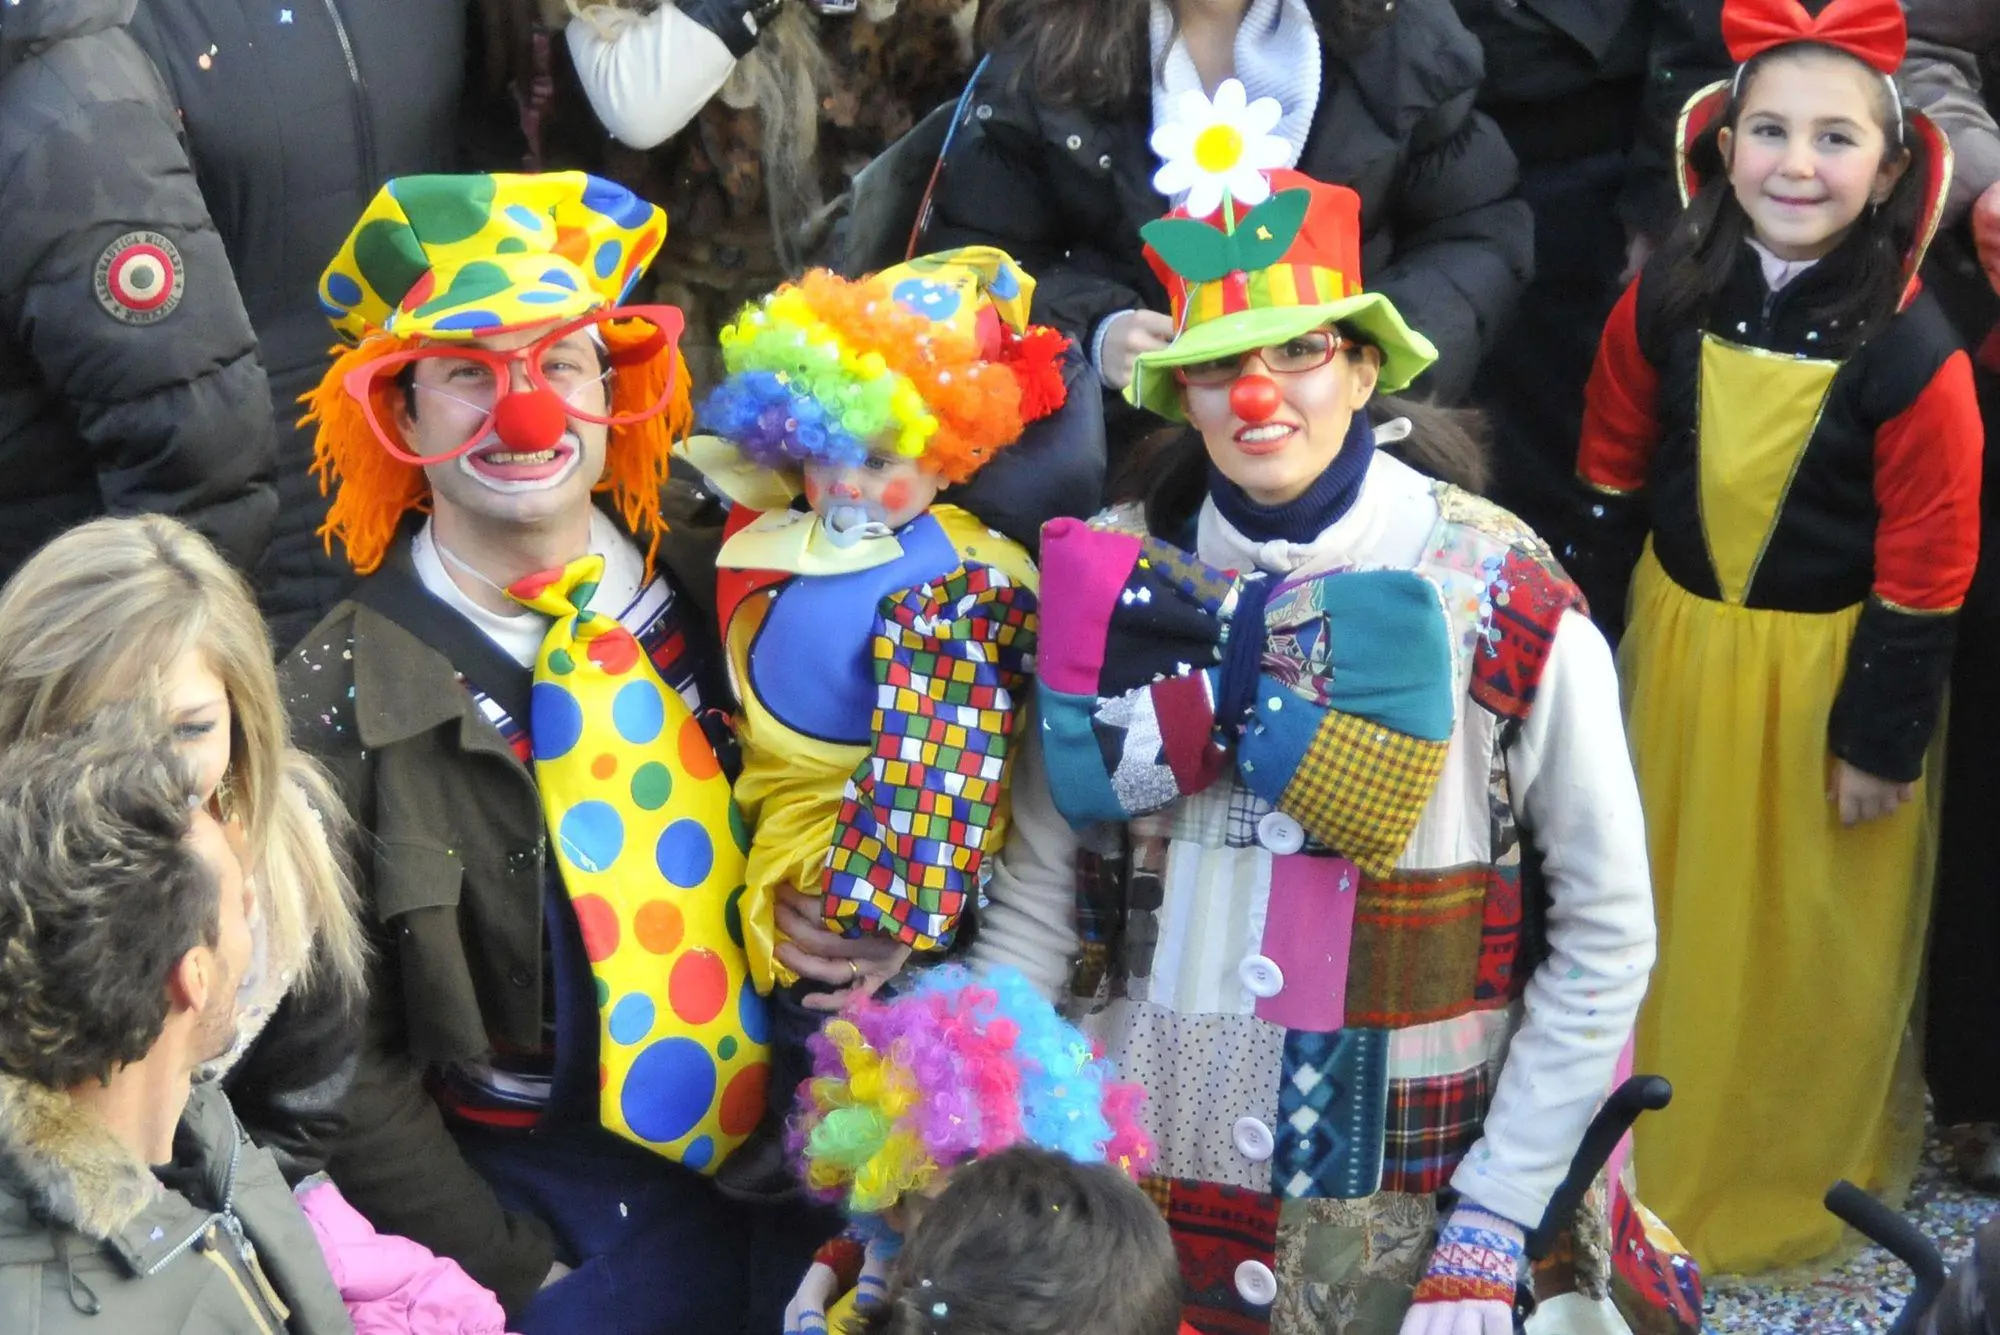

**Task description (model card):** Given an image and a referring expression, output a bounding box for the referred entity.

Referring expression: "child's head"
[857,1146,1183,1335]
[1719,42,1909,262]
[804,450,947,536]
[699,248,1068,536]
[789,965,1151,1217]
[1656,0,1934,349]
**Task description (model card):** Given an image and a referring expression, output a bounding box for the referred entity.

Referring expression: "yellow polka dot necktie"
[510,556,768,1172]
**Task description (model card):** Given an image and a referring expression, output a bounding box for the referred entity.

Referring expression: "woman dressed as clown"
[673,247,1077,1131]
[974,88,1704,1335]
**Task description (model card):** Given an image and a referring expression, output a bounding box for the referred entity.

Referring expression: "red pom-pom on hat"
[998,324,1071,424]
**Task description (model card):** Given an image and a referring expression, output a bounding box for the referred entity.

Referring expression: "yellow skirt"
[1622,549,1932,1276]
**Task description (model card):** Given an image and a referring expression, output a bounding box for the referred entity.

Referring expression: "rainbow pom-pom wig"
[789,966,1151,1216]
[697,247,1067,484]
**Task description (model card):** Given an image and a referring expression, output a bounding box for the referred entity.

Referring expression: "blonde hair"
[0,516,366,1003]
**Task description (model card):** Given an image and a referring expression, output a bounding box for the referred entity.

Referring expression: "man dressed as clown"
[279,171,892,1335]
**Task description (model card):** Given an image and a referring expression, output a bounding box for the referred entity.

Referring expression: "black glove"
[1559,489,1648,649]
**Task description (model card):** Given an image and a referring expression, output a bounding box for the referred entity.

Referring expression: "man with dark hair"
[0,713,350,1335]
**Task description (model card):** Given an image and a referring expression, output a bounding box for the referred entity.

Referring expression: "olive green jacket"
[278,489,726,1317]
[0,1075,351,1335]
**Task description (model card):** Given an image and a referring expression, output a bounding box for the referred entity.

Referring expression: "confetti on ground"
[1702,1131,1995,1332]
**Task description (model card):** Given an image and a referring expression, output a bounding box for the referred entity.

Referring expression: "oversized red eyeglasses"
[340,305,685,466]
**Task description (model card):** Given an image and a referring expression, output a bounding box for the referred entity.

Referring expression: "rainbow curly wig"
[789,965,1151,1216]
[300,318,693,577]
[698,265,1069,486]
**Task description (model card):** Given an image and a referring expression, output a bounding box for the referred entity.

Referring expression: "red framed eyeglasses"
[340,304,686,466]
[1172,330,1352,387]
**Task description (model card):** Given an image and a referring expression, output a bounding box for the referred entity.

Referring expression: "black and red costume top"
[1576,92,1982,782]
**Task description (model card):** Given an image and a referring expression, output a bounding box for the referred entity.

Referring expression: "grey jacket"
[0,1075,351,1335]
[1902,0,2000,227]
[0,0,277,585]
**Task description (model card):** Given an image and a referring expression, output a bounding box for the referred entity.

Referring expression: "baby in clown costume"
[674,246,1070,1133]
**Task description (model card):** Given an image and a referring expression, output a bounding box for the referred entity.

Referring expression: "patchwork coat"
[973,449,1699,1335]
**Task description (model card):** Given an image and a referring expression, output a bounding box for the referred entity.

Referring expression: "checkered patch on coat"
[1276,709,1449,878]
[1380,1065,1491,1194]
[821,565,1037,949]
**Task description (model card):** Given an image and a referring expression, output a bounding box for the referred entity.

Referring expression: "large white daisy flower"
[1149,79,1290,221]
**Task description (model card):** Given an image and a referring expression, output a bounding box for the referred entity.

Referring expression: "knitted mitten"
[1410,1205,1526,1308]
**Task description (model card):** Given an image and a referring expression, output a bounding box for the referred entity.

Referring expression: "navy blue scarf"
[1206,411,1376,545]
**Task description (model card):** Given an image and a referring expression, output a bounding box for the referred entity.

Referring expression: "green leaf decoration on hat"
[1140,189,1311,282]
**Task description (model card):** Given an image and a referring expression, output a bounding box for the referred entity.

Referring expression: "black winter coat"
[0,0,277,583]
[1622,0,1728,239]
[921,0,1533,406]
[124,0,469,654]
[1451,0,1648,165]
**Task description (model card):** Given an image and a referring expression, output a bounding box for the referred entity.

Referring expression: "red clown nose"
[1229,375,1283,424]
[492,387,570,452]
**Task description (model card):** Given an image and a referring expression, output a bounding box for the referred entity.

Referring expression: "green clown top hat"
[1127,84,1438,419]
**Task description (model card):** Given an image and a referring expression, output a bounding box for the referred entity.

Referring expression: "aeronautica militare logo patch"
[94,232,186,324]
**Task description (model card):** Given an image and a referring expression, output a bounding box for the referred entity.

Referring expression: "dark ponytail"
[1653,47,1931,357]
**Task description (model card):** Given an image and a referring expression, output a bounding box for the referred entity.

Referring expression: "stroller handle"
[1824,1180,1946,1334]
[1525,1075,1673,1260]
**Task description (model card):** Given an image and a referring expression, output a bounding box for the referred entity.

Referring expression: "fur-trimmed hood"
[0,1072,164,1243]
[0,1075,354,1335]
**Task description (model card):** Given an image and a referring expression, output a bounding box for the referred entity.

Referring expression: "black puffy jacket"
[0,0,277,582]
[1621,0,1728,239]
[123,0,470,654]
[921,0,1533,406]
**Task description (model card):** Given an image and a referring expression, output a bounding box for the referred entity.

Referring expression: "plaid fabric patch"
[822,566,1037,949]
[1138,536,1238,612]
[1276,709,1449,878]
[1346,868,1492,1028]
[1168,781,1273,850]
[1380,1065,1491,1194]
[1223,785,1274,848]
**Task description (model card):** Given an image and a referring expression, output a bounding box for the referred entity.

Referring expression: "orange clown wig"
[303,170,693,574]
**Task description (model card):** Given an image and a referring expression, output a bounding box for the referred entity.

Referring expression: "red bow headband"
[1721,0,1907,142]
[1721,0,1906,76]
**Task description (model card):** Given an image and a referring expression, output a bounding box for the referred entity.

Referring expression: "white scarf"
[1149,0,1323,171]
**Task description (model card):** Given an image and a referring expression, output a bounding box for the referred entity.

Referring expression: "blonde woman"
[0,514,366,1183]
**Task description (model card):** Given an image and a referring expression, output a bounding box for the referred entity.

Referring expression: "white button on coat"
[1238,954,1284,998]
[1232,1116,1274,1162]
[1235,1260,1278,1306]
[1256,811,1305,855]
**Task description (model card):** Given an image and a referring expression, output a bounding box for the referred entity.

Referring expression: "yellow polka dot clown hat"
[303,171,692,576]
[1128,82,1437,420]
[318,171,666,342]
